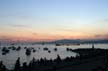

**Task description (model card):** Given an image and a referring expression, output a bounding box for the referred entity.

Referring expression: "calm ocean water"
[0,44,108,69]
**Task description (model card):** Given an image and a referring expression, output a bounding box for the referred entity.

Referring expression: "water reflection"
[0,44,108,69]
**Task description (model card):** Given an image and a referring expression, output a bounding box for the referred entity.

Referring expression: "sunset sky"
[0,0,108,41]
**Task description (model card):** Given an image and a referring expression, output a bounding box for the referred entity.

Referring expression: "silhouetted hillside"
[51,39,108,44]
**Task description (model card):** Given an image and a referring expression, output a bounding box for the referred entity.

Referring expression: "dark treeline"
[0,48,108,71]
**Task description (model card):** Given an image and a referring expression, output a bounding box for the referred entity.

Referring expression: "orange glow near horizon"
[1,0,108,42]
[0,29,108,42]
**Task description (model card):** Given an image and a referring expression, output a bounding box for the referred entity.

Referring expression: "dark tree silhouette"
[56,54,61,63]
[14,57,21,71]
[0,61,6,71]
[22,62,28,71]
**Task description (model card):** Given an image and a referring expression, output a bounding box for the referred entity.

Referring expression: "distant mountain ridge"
[1,39,108,45]
[50,39,108,44]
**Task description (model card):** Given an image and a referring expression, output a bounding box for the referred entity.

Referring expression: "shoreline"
[0,48,108,71]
